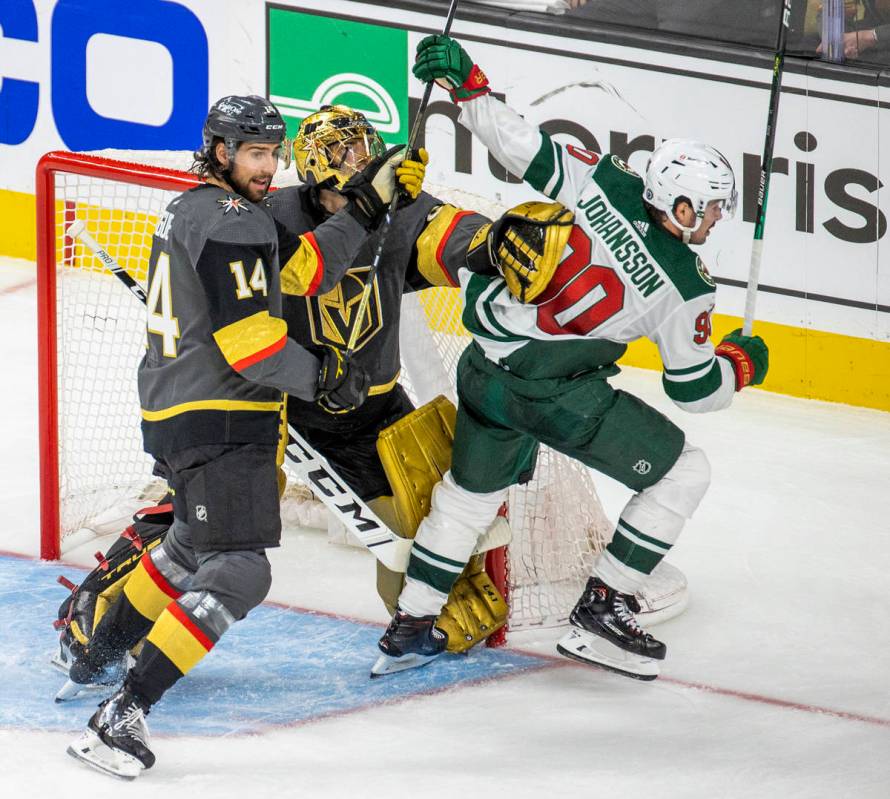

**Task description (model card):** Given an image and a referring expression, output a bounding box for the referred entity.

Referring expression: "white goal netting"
[39,149,638,631]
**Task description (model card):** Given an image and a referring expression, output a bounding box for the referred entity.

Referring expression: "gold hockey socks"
[128,590,234,705]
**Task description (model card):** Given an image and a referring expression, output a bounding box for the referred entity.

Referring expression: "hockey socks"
[127,590,234,705]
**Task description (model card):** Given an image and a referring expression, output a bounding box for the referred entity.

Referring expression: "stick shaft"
[70,222,148,304]
[742,0,792,336]
[345,0,460,355]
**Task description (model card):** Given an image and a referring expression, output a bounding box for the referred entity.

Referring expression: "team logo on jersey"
[195,505,208,522]
[306,266,383,352]
[217,195,252,215]
[696,256,716,288]
[633,219,650,237]
[610,155,640,177]
[633,459,651,475]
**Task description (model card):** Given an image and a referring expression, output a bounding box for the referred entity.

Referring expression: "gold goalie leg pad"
[376,396,507,651]
[438,554,507,653]
[375,395,457,614]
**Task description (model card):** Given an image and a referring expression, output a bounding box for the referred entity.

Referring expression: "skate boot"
[557,576,666,681]
[67,684,155,780]
[370,610,448,678]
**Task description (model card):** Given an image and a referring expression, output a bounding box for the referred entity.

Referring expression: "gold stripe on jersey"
[141,399,283,422]
[212,311,288,371]
[415,204,468,288]
[281,232,324,296]
[368,369,400,396]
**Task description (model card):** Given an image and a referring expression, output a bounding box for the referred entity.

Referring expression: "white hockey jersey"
[458,94,736,413]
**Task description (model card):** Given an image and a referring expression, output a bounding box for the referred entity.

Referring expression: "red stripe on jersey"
[232,334,287,373]
[435,211,474,287]
[168,602,214,651]
[303,232,325,295]
[142,551,183,600]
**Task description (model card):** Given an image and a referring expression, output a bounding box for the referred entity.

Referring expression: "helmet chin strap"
[668,208,695,244]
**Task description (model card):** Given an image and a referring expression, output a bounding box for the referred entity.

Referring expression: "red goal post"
[36,152,199,560]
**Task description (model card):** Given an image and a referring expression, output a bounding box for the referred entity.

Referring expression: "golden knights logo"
[306,266,383,351]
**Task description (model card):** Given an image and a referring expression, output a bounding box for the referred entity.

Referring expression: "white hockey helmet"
[643,139,737,241]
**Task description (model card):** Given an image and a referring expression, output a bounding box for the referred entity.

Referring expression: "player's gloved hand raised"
[340,145,410,230]
[395,147,428,202]
[315,345,371,414]
[413,35,491,102]
[715,329,769,390]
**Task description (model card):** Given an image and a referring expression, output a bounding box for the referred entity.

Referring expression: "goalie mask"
[474,201,575,303]
[293,105,387,189]
[643,139,737,242]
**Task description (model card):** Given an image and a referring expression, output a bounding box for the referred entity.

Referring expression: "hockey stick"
[67,216,510,571]
[344,0,460,357]
[66,219,147,304]
[742,0,793,336]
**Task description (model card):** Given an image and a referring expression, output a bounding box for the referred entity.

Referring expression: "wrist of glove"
[413,34,491,103]
[715,329,769,390]
[315,346,371,414]
[340,145,408,230]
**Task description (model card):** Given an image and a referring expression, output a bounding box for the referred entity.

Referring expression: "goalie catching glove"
[467,201,575,303]
[413,35,491,102]
[341,145,425,229]
[715,329,769,390]
[315,345,371,414]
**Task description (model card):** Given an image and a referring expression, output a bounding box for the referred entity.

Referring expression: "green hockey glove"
[715,329,769,390]
[413,35,491,102]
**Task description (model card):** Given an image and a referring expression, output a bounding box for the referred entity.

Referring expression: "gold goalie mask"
[292,104,387,189]
[470,201,575,303]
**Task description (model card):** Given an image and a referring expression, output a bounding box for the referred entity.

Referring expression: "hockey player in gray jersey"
[372,36,770,680]
[65,95,413,780]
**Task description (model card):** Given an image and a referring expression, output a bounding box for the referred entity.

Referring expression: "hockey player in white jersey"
[372,35,769,680]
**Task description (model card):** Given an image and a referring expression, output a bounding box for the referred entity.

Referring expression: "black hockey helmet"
[201,95,286,163]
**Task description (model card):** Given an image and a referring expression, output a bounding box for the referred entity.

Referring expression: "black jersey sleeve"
[405,203,491,292]
[278,208,371,296]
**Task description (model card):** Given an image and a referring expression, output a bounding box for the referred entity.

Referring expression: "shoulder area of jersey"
[694,255,715,288]
[604,154,641,180]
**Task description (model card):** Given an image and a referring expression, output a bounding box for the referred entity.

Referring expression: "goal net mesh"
[41,151,617,630]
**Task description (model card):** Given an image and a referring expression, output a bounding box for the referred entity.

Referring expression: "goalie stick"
[67,218,511,572]
[344,0,460,356]
[742,0,793,336]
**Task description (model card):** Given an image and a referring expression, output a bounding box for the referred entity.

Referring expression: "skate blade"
[50,649,72,675]
[556,628,660,681]
[66,729,142,781]
[370,651,442,678]
[55,678,108,703]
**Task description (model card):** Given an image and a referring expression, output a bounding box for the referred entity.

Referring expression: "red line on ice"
[0,277,36,295]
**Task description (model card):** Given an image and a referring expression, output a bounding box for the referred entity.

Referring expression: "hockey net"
[36,150,682,633]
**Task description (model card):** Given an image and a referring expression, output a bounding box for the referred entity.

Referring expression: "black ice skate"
[556,576,666,681]
[370,610,448,678]
[67,685,154,780]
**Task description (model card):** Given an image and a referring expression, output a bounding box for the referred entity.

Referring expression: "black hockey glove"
[315,345,371,414]
[340,145,409,230]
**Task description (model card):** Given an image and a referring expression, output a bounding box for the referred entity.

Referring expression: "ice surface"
[2,257,889,797]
